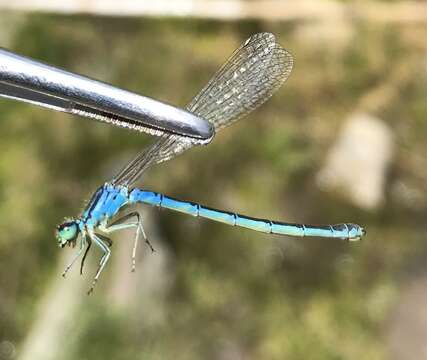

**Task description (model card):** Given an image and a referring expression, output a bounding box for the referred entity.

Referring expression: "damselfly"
[52,33,366,293]
[2,33,365,293]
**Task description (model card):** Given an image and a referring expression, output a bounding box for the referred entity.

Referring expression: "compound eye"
[57,222,78,242]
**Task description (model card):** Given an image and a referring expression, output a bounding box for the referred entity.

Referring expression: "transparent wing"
[187,32,293,130]
[112,33,293,187]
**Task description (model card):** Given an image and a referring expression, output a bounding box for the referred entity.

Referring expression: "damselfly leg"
[100,211,155,272]
[96,233,113,247]
[62,234,87,278]
[87,230,111,295]
[80,236,92,275]
[79,234,110,275]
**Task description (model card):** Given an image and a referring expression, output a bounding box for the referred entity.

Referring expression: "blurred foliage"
[0,8,426,360]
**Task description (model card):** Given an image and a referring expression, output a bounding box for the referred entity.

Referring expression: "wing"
[112,33,293,187]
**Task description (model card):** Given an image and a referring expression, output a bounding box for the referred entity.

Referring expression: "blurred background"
[0,1,426,359]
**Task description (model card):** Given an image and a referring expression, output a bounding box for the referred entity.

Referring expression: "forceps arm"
[0,48,214,142]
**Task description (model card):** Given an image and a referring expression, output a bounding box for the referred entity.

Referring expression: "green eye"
[56,221,78,246]
[60,226,76,240]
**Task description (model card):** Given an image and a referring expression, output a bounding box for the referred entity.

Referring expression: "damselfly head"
[56,220,79,248]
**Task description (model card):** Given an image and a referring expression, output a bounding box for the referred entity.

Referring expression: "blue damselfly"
[52,33,365,293]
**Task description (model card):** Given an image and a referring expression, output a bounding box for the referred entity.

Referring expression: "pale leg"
[62,234,86,278]
[87,231,111,295]
[79,236,92,275]
[100,212,154,272]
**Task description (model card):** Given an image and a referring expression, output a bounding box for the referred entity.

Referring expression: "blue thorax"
[80,183,129,229]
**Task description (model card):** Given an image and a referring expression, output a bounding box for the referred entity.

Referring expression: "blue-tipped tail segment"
[342,223,365,241]
[299,223,365,241]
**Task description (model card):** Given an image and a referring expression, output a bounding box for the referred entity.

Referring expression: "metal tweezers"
[0,48,214,142]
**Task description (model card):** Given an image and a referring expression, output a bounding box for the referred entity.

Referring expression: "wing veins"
[112,33,293,187]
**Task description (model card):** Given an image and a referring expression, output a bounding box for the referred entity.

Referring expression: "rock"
[316,113,394,210]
